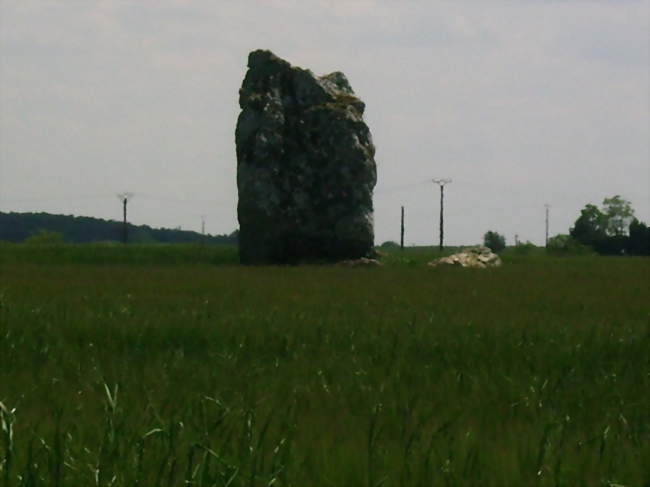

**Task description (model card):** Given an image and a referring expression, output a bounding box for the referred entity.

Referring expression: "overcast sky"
[1,0,648,245]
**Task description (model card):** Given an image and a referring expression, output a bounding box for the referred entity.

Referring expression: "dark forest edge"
[0,211,238,245]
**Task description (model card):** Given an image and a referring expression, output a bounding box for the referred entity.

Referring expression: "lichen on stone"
[235,50,377,264]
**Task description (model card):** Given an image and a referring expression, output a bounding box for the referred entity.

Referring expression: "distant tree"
[602,195,635,236]
[571,196,637,255]
[132,229,156,243]
[380,241,400,249]
[546,234,592,255]
[514,240,536,255]
[627,219,650,255]
[25,229,65,245]
[570,204,607,249]
[483,231,506,253]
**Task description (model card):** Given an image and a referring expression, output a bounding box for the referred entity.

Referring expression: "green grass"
[0,242,238,266]
[0,245,648,486]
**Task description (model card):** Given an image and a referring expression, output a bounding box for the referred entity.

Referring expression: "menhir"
[236,50,377,264]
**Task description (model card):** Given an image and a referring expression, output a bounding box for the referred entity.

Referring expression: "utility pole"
[400,206,405,250]
[116,192,134,244]
[200,215,206,246]
[545,203,550,247]
[432,179,452,252]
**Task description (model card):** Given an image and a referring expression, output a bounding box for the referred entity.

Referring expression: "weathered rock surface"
[337,257,383,267]
[427,246,502,268]
[236,50,377,264]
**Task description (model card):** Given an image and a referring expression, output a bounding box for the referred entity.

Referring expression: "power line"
[137,193,232,206]
[1,194,115,203]
[374,179,430,194]
[1,193,234,215]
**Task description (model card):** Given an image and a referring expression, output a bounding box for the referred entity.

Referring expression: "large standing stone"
[235,50,377,264]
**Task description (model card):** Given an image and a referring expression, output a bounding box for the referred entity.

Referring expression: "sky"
[1,0,648,246]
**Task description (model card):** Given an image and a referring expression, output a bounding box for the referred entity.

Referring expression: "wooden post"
[439,185,444,252]
[122,197,127,244]
[201,215,206,247]
[117,192,133,244]
[545,204,550,247]
[400,206,405,250]
[432,179,451,252]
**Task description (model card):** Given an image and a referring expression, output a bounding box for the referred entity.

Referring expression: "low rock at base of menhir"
[337,257,383,267]
[236,50,377,265]
[427,246,502,269]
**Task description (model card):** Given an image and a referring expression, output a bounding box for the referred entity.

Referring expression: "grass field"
[0,244,648,486]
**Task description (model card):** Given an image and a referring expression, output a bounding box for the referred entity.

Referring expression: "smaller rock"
[427,246,502,268]
[337,258,383,267]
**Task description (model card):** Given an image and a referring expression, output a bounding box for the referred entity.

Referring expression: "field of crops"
[0,244,648,486]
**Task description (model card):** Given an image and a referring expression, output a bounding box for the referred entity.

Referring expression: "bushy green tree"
[483,231,506,253]
[380,241,400,250]
[603,195,634,236]
[546,234,592,255]
[514,240,536,255]
[570,196,637,255]
[570,204,607,248]
[627,219,650,255]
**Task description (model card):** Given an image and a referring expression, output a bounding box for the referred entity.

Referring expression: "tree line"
[482,195,649,256]
[0,212,239,245]
[548,195,649,255]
